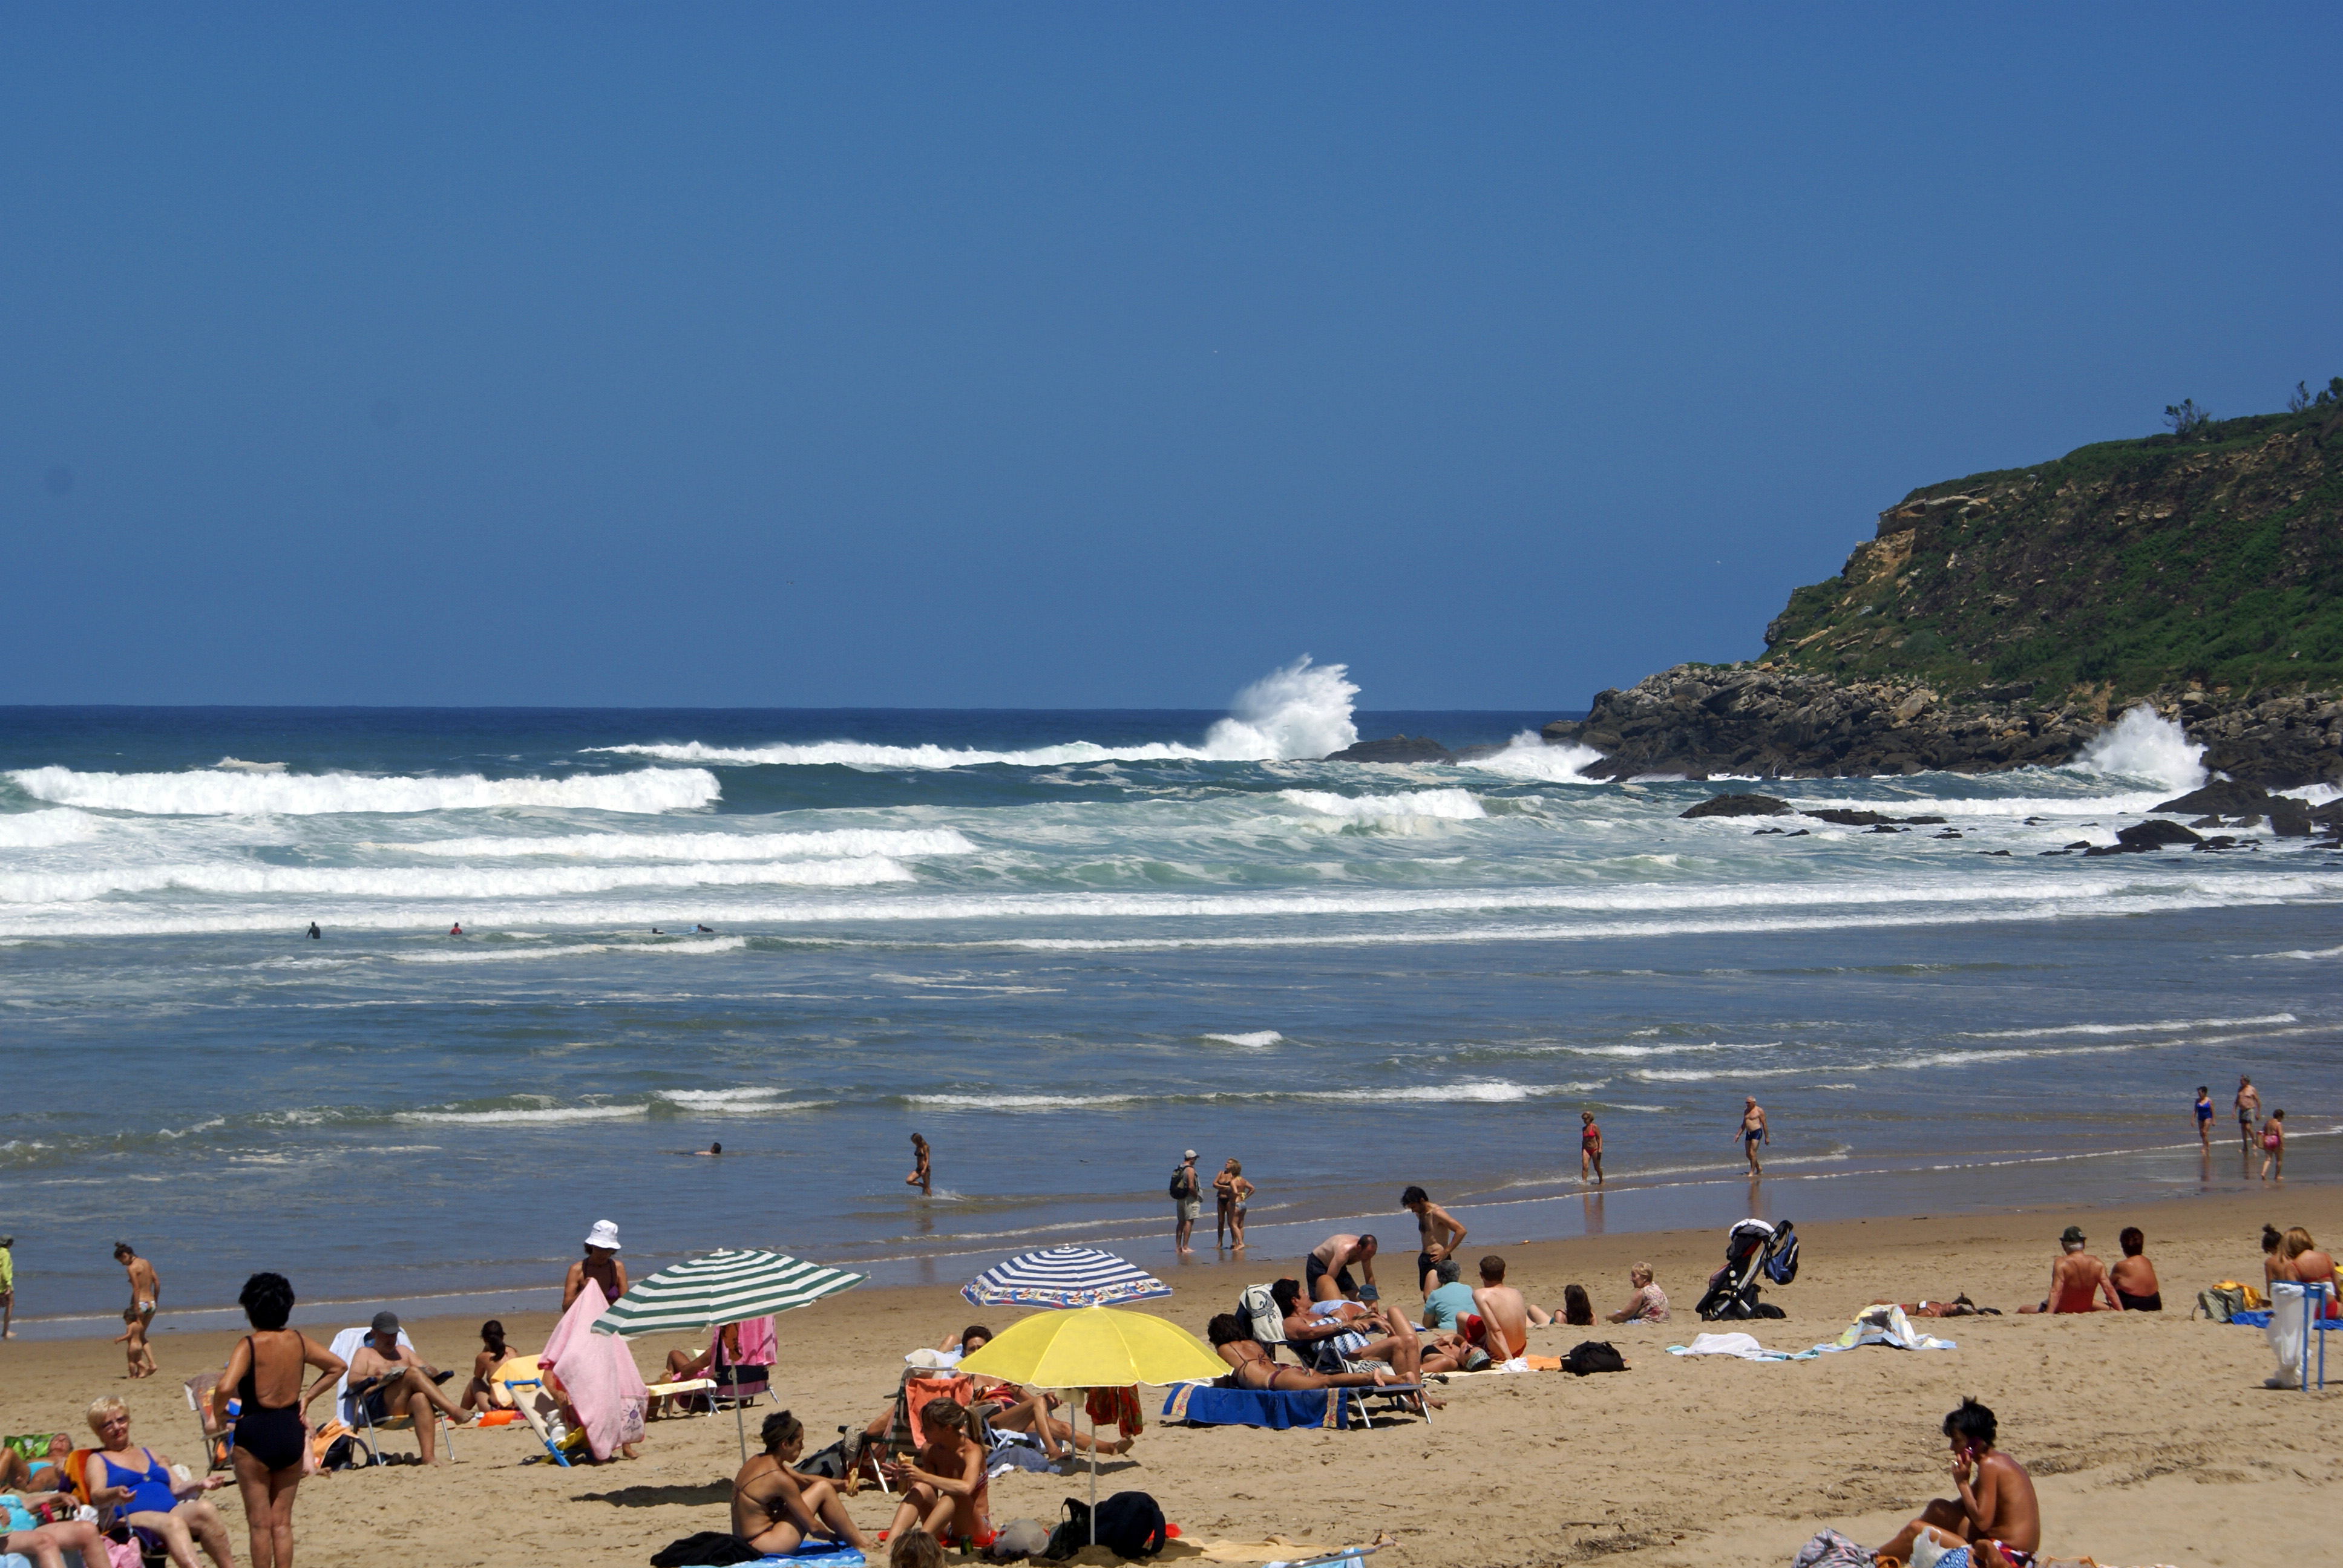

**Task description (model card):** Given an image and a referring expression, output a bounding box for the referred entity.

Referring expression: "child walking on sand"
[114,1305,157,1378]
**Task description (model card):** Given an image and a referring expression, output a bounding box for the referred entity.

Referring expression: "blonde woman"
[82,1397,234,1568]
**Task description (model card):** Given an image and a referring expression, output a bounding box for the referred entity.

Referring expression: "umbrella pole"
[734,1387,748,1465]
[1087,1394,1096,1545]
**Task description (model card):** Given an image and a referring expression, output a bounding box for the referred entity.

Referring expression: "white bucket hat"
[583,1219,622,1252]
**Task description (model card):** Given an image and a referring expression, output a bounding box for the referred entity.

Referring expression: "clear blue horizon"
[5,5,2338,709]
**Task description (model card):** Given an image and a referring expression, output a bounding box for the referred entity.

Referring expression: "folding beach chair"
[490,1355,572,1467]
[182,1371,233,1471]
[328,1325,457,1467]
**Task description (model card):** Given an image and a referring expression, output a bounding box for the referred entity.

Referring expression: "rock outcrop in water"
[1539,389,2343,786]
[1325,734,1455,763]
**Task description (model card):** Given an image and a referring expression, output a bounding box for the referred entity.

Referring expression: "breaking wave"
[1278,788,1484,821]
[0,809,99,848]
[8,766,719,817]
[594,657,1359,769]
[1466,733,1608,783]
[0,858,910,903]
[397,828,975,861]
[2070,706,2206,795]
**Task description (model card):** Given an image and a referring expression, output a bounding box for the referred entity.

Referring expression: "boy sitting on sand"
[1876,1397,2040,1568]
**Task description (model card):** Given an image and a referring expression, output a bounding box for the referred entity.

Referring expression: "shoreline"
[18,1152,2333,1344]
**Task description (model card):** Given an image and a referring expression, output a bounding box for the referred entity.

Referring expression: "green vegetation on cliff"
[1758,385,2343,699]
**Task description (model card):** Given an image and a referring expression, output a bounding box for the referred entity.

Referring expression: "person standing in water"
[1579,1111,1605,1186]
[905,1134,931,1197]
[2193,1085,2213,1150]
[1737,1097,1769,1175]
[562,1221,627,1310]
[2235,1074,2261,1152]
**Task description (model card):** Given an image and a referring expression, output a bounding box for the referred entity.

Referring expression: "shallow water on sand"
[2,684,2336,1330]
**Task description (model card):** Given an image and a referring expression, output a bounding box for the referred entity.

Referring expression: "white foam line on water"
[7,765,719,816]
[0,858,911,903]
[395,828,977,861]
[1277,788,1485,821]
[390,937,746,964]
[1959,1013,2296,1039]
[1202,1030,1284,1048]
[0,808,102,847]
[2255,945,2343,961]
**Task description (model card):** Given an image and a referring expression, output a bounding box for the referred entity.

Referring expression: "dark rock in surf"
[2115,819,2203,851]
[2153,780,2270,816]
[1326,734,1453,763]
[2269,799,2312,837]
[1806,808,1895,826]
[1682,792,1791,818]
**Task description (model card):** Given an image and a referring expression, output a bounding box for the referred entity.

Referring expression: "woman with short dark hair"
[209,1272,346,1568]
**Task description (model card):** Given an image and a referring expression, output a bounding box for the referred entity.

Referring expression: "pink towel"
[540,1281,648,1461]
[727,1314,776,1368]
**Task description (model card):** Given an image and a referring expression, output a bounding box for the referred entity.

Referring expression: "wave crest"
[7,766,719,817]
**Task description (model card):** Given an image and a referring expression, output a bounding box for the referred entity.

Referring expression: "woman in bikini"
[732,1409,869,1556]
[210,1272,346,1568]
[1205,1315,1399,1390]
[460,1320,516,1413]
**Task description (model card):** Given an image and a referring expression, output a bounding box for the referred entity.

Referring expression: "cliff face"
[1541,393,2343,785]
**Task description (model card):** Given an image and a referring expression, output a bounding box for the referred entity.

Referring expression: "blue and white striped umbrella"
[962,1247,1173,1309]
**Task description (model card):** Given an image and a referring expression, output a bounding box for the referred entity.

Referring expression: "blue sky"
[5,5,2338,710]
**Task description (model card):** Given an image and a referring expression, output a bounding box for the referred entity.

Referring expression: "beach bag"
[1791,1529,1873,1568]
[2197,1284,2246,1322]
[649,1531,762,1567]
[1040,1498,1092,1561]
[1095,1491,1167,1559]
[1563,1341,1627,1376]
[1168,1166,1193,1200]
[991,1518,1051,1558]
[1764,1223,1801,1285]
[795,1437,848,1480]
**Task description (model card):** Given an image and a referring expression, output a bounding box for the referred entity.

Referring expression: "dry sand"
[7,1187,2336,1568]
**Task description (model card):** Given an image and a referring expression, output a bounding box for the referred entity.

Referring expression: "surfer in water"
[450,923,464,937]
[306,922,320,939]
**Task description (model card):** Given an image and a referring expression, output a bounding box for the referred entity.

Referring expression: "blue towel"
[1162,1382,1351,1430]
[2232,1310,2272,1327]
[683,1545,866,1568]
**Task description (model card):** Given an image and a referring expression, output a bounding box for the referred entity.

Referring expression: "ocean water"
[3,661,2338,1335]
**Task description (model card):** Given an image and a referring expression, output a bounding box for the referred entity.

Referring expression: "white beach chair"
[328,1325,457,1466]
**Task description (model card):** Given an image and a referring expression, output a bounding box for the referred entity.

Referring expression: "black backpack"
[1096,1492,1168,1558]
[1563,1340,1627,1375]
[1168,1166,1192,1200]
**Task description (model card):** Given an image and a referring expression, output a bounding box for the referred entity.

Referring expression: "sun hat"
[2059,1225,2086,1246]
[585,1220,622,1252]
[1183,1149,1197,1160]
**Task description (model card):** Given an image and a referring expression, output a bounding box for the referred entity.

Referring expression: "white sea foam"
[396,1103,648,1125]
[8,766,719,816]
[2257,944,2343,961]
[1204,1030,1284,1047]
[905,1092,1135,1110]
[1959,1013,2295,1039]
[398,828,976,861]
[1465,732,1608,783]
[391,936,748,963]
[214,757,287,773]
[1277,788,1485,821]
[0,858,909,903]
[2070,706,2207,794]
[595,657,1360,768]
[0,809,99,848]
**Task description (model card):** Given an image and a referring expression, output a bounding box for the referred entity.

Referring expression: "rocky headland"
[1534,388,2343,787]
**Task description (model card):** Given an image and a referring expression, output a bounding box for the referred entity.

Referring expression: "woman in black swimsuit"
[1206,1315,1398,1391]
[210,1272,347,1568]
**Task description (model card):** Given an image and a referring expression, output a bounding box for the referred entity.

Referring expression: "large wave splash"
[2069,705,2207,795]
[7,766,720,817]
[594,656,1361,769]
[1467,731,1608,783]
[397,828,975,861]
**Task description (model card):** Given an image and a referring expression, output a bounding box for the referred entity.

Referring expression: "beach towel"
[1670,1306,1955,1362]
[652,1540,864,1568]
[1086,1385,1144,1438]
[2263,1281,2332,1388]
[1161,1383,1349,1431]
[1671,1331,1794,1361]
[540,1280,648,1462]
[1791,1529,1873,1568]
[728,1315,778,1370]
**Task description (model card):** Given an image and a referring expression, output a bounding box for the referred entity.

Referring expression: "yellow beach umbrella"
[957,1306,1222,1541]
[957,1304,1223,1388]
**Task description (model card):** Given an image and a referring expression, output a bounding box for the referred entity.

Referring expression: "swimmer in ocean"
[307,922,320,939]
[450,923,464,937]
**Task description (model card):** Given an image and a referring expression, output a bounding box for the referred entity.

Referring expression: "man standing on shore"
[1170,1150,1201,1255]
[114,1243,159,1329]
[2235,1075,2261,1152]
[1737,1097,1769,1175]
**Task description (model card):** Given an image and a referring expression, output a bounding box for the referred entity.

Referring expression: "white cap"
[584,1219,621,1252]
[1183,1149,1197,1159]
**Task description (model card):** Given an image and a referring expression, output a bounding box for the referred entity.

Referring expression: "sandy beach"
[6,1186,2335,1568]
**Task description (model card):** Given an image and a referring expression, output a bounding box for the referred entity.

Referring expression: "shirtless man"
[732,1409,869,1555]
[2016,1226,2121,1313]
[1737,1097,1768,1175]
[1274,1278,1441,1381]
[114,1243,160,1329]
[562,1221,628,1311]
[344,1313,472,1464]
[1468,1255,1532,1359]
[880,1399,989,1546]
[1877,1397,2040,1568]
[1401,1187,1467,1296]
[2234,1074,2261,1153]
[1206,1315,1398,1391]
[1579,1112,1604,1186]
[1306,1233,1380,1302]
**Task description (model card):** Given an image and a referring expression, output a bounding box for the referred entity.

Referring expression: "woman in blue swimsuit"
[2194,1085,2214,1150]
[211,1272,347,1568]
[82,1396,234,1568]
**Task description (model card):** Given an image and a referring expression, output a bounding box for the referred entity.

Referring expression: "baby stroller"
[1695,1218,1798,1321]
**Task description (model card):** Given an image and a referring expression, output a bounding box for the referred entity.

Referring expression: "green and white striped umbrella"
[590,1247,867,1336]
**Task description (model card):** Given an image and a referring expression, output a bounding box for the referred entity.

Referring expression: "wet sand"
[5,1186,2336,1568]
